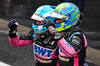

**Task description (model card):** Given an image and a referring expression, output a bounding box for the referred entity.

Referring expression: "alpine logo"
[49,41,55,45]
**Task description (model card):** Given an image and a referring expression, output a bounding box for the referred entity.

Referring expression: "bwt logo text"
[34,44,53,58]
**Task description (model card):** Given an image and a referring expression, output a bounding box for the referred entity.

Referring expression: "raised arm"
[8,19,33,47]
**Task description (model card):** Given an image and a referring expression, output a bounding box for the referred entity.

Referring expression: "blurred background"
[0,0,100,66]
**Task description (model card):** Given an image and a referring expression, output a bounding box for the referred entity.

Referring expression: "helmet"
[51,2,80,32]
[31,5,55,33]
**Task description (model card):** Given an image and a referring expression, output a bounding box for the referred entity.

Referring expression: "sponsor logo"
[41,35,45,38]
[35,56,52,63]
[59,55,69,62]
[72,36,81,46]
[49,41,55,45]
[34,44,53,58]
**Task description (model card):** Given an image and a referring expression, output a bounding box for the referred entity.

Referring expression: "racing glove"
[46,21,62,41]
[8,19,19,38]
[46,21,57,34]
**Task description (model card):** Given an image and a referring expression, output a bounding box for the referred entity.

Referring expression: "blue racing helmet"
[31,5,55,33]
[51,2,80,32]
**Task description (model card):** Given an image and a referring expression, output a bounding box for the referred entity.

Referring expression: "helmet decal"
[51,2,80,32]
[31,5,56,33]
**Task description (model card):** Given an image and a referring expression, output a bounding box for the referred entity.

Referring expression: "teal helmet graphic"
[51,2,80,32]
[31,5,55,33]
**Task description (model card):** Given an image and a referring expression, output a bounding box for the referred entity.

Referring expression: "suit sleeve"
[57,32,83,57]
[8,29,34,47]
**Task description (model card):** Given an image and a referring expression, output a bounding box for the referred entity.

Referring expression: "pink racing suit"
[8,29,59,66]
[8,28,87,66]
[57,28,88,66]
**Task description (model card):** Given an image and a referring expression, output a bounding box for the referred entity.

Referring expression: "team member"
[8,5,59,66]
[46,2,88,66]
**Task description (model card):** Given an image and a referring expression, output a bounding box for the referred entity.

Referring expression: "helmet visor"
[51,11,69,21]
[31,13,46,21]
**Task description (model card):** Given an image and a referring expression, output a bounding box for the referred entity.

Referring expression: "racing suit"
[8,27,87,66]
[56,28,88,66]
[8,29,59,66]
